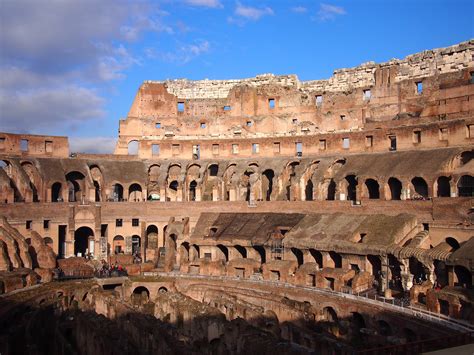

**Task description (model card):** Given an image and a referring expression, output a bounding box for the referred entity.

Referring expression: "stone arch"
[179,242,190,263]
[377,320,392,336]
[234,245,247,258]
[66,171,86,202]
[309,249,323,268]
[290,247,304,266]
[411,177,428,198]
[262,169,275,201]
[457,175,473,197]
[216,244,229,262]
[445,237,460,251]
[454,265,472,288]
[305,179,314,201]
[113,235,124,254]
[132,286,149,300]
[345,175,358,201]
[189,180,197,201]
[329,251,342,268]
[111,183,124,201]
[21,161,41,202]
[326,179,336,200]
[253,245,266,263]
[89,165,104,202]
[365,178,380,199]
[128,140,139,155]
[208,164,219,177]
[128,183,142,202]
[74,226,94,256]
[146,225,158,250]
[436,176,451,197]
[387,177,402,200]
[51,182,62,202]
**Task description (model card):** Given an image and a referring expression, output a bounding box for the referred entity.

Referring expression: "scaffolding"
[269,229,286,261]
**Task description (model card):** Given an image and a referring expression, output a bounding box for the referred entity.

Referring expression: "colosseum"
[0,40,473,354]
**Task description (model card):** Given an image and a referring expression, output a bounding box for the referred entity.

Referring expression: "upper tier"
[115,40,474,158]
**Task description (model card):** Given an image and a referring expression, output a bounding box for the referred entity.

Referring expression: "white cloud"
[146,40,210,64]
[234,2,274,21]
[291,6,307,13]
[317,3,346,21]
[184,0,223,8]
[69,136,117,154]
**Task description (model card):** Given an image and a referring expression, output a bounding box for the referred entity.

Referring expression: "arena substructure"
[0,40,473,354]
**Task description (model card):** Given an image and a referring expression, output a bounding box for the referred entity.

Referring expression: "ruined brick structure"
[0,40,473,353]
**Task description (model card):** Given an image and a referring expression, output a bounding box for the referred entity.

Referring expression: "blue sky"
[0,0,473,153]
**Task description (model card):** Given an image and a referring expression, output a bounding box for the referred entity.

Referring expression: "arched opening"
[51,182,62,202]
[365,178,380,199]
[21,162,40,202]
[189,244,199,261]
[113,235,124,254]
[345,175,358,201]
[367,255,382,282]
[234,245,247,259]
[305,180,314,201]
[189,180,197,201]
[411,177,428,198]
[436,176,451,197]
[208,164,219,177]
[253,245,266,263]
[179,242,190,263]
[93,181,101,202]
[351,312,366,335]
[128,183,142,202]
[128,140,139,155]
[74,227,94,256]
[132,286,149,300]
[378,320,392,336]
[132,235,141,255]
[168,180,179,201]
[388,177,402,200]
[457,175,474,197]
[434,260,448,287]
[112,183,124,201]
[146,225,158,250]
[322,307,338,323]
[327,179,336,200]
[291,247,304,266]
[329,251,342,268]
[309,249,323,268]
[90,166,103,202]
[216,244,229,262]
[454,265,472,288]
[158,287,168,293]
[262,169,274,201]
[243,170,255,202]
[66,171,85,202]
[409,257,427,283]
[445,237,460,252]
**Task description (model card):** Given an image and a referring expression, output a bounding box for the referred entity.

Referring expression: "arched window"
[388,177,402,200]
[457,175,473,197]
[436,176,451,197]
[411,177,428,199]
[365,179,380,199]
[128,183,142,202]
[128,140,139,155]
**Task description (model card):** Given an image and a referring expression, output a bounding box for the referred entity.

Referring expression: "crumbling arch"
[309,249,323,268]
[345,175,358,201]
[445,237,460,251]
[329,251,342,268]
[179,242,190,263]
[21,162,40,202]
[290,247,304,266]
[305,180,314,201]
[253,245,266,263]
[234,245,247,259]
[411,177,428,198]
[327,179,336,200]
[457,175,473,197]
[216,244,229,262]
[132,286,150,300]
[387,177,402,200]
[189,180,197,201]
[365,178,380,199]
[436,176,451,197]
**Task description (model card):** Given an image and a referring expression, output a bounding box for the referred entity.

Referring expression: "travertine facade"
[0,40,473,354]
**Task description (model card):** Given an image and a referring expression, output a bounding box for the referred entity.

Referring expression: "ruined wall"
[0,132,69,158]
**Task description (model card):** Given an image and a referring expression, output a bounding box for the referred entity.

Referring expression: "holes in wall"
[26,220,32,229]
[0,137,5,149]
[252,143,259,154]
[177,102,185,112]
[413,130,421,144]
[155,122,161,129]
[200,122,206,129]
[340,115,346,121]
[365,135,373,147]
[315,95,323,106]
[389,135,397,151]
[116,219,123,227]
[439,127,448,141]
[152,144,160,156]
[319,139,326,150]
[416,81,423,94]
[295,142,303,157]
[292,118,298,124]
[467,124,473,139]
[268,98,275,109]
[43,219,50,229]
[172,144,180,156]
[223,105,231,111]
[363,89,371,100]
[232,144,239,154]
[45,140,53,153]
[246,120,253,127]
[132,218,139,227]
[212,144,219,156]
[342,137,350,149]
[20,139,28,152]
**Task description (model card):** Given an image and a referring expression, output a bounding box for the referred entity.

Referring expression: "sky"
[0,0,473,153]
